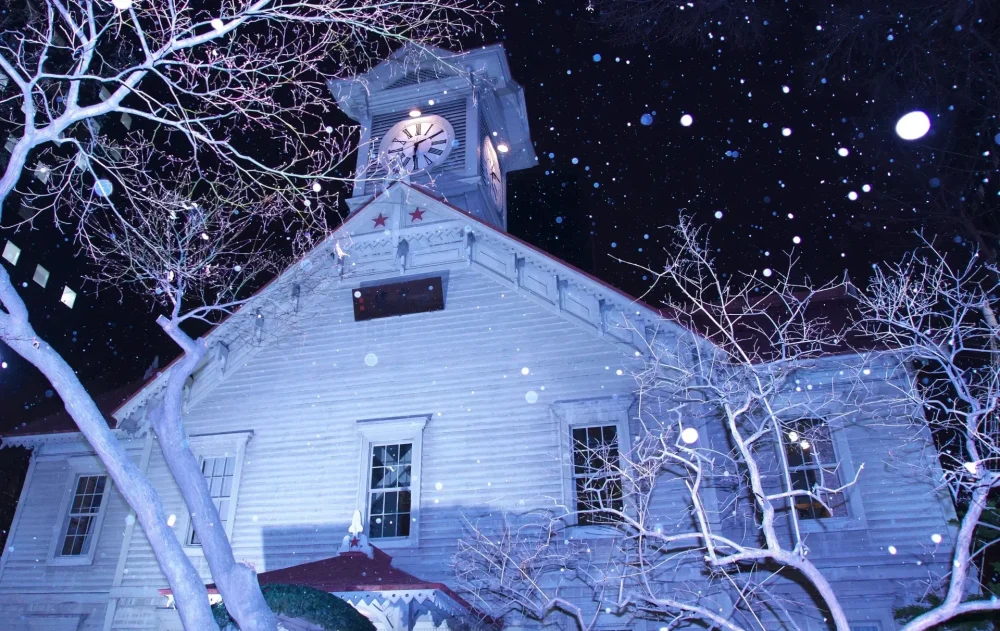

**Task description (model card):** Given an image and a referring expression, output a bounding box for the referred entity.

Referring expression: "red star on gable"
[372,212,388,228]
[409,208,425,222]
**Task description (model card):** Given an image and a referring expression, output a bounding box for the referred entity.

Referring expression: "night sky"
[1,1,996,429]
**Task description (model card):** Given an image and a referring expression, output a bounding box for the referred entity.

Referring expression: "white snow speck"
[211,18,224,30]
[680,114,693,127]
[862,184,872,192]
[435,482,443,491]
[525,390,539,403]
[312,182,321,192]
[714,210,723,219]
[781,127,792,137]
[167,514,177,527]
[762,268,772,277]
[782,85,790,94]
[521,367,530,375]
[680,427,699,444]
[888,546,897,555]
[837,147,849,157]
[792,236,801,244]
[848,191,858,201]
[931,533,942,544]
[364,352,378,367]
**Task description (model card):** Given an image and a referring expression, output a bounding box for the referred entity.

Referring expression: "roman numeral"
[391,138,405,144]
[431,139,446,146]
[401,128,412,139]
[428,148,444,155]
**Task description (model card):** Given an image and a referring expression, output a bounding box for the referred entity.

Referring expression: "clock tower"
[327,44,536,231]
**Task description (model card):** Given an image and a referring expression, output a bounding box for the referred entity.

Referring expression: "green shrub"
[211,584,376,631]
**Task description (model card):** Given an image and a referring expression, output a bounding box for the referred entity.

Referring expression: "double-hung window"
[367,443,413,539]
[783,418,848,520]
[183,431,252,549]
[188,455,237,546]
[356,415,427,545]
[49,465,113,566]
[60,474,108,556]
[571,425,624,525]
[553,397,632,529]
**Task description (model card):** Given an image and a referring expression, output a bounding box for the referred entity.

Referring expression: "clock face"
[378,115,455,175]
[482,136,503,208]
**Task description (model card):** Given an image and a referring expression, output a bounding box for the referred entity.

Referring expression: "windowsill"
[368,535,418,549]
[565,523,624,539]
[47,555,95,567]
[183,545,206,556]
[798,517,867,533]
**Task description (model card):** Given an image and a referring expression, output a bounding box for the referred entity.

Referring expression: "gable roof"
[95,180,682,429]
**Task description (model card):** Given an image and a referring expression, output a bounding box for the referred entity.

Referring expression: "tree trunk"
[0,269,219,630]
[154,319,278,631]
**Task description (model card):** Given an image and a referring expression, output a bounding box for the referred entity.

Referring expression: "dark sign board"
[352,276,445,321]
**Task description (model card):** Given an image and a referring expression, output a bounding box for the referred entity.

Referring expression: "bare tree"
[853,241,1000,629]
[456,217,874,630]
[456,219,1000,630]
[0,0,492,628]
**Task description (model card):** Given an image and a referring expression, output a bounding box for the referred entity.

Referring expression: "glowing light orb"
[895,111,931,140]
[680,427,699,444]
[680,114,693,127]
[93,179,113,197]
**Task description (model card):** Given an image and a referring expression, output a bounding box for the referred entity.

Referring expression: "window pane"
[189,454,237,546]
[571,425,624,526]
[60,476,107,557]
[368,443,413,540]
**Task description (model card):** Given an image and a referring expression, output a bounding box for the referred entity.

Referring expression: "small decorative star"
[373,213,388,228]
[350,536,360,547]
[409,208,425,222]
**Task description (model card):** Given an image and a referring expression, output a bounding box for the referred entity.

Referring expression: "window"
[355,415,427,545]
[783,419,848,520]
[59,474,108,557]
[571,425,624,525]
[367,443,413,539]
[188,455,237,546]
[183,431,253,550]
[352,276,444,321]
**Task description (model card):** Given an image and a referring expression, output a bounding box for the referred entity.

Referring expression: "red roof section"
[198,546,499,627]
[1,380,142,439]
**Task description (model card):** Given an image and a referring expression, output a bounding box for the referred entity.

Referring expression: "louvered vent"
[386,68,451,89]
[364,99,468,195]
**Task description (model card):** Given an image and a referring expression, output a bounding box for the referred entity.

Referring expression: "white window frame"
[181,430,253,554]
[778,417,867,533]
[47,458,113,566]
[355,415,428,548]
[552,397,632,534]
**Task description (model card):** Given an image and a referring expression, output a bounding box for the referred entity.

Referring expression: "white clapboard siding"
[120,266,640,586]
[0,454,131,594]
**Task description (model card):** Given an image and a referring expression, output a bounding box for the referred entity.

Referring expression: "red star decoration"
[372,213,387,228]
[409,208,425,222]
[350,536,360,547]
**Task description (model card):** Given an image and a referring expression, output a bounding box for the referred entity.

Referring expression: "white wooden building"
[0,44,959,631]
